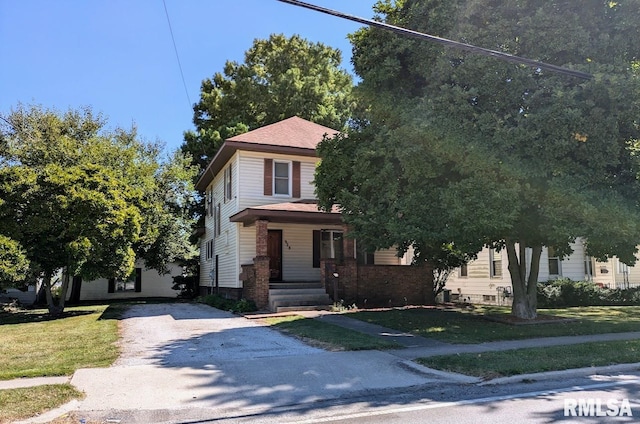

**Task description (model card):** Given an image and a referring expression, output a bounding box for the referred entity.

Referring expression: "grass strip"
[350,306,640,344]
[0,384,83,423]
[0,305,121,380]
[417,339,640,379]
[264,315,402,351]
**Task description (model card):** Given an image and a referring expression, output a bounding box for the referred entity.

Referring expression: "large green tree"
[182,33,354,172]
[316,0,640,318]
[0,105,197,314]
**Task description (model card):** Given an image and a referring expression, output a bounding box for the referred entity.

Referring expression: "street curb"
[13,399,80,424]
[399,360,481,384]
[478,362,640,386]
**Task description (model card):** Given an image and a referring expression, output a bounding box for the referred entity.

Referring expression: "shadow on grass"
[0,308,94,325]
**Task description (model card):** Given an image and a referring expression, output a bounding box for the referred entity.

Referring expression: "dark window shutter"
[264,159,273,195]
[134,268,142,292]
[313,230,321,268]
[292,161,301,198]
[108,278,115,293]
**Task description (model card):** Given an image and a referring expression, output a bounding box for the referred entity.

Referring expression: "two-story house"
[195,117,430,311]
[447,240,640,305]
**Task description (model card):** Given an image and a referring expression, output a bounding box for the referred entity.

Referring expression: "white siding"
[76,261,182,301]
[237,151,318,210]
[200,153,240,289]
[374,249,402,265]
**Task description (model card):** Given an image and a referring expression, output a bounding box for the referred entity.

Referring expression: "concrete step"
[269,288,328,297]
[268,288,333,312]
[269,281,323,290]
[275,305,332,313]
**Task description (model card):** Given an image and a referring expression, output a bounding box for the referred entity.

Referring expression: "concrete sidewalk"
[5,305,640,424]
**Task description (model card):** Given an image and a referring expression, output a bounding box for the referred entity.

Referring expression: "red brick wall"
[322,260,434,308]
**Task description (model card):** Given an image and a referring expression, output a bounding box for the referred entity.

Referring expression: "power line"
[162,0,192,109]
[277,0,593,80]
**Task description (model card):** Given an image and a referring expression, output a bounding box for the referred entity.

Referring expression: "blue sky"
[0,0,377,154]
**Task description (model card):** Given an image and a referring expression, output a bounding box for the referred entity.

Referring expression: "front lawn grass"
[0,304,122,380]
[0,384,83,424]
[418,340,640,379]
[264,315,402,351]
[349,306,640,344]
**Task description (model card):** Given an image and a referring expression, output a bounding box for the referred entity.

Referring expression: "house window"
[548,246,561,276]
[312,230,343,268]
[206,190,214,216]
[224,165,232,202]
[108,268,141,293]
[459,263,468,277]
[490,249,502,278]
[584,256,593,278]
[205,239,214,260]
[321,230,343,261]
[215,203,221,236]
[273,161,291,196]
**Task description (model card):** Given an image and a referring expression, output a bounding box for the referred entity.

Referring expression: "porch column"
[253,219,270,309]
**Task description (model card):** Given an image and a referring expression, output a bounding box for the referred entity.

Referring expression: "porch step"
[275,305,332,312]
[269,281,323,290]
[268,286,333,312]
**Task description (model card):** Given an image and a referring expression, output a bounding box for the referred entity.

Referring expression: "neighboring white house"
[64,260,183,302]
[447,240,640,304]
[195,116,412,309]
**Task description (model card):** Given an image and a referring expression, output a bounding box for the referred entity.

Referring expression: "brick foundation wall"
[323,260,434,308]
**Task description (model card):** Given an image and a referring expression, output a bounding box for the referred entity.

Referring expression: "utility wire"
[162,0,193,108]
[277,0,593,80]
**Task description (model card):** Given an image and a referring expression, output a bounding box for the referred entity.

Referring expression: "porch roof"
[230,200,342,226]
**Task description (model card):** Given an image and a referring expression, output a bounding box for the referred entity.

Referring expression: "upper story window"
[224,165,232,202]
[459,263,468,277]
[274,161,291,196]
[264,159,301,197]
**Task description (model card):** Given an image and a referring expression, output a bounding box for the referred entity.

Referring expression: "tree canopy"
[316,0,640,318]
[181,33,354,172]
[0,105,198,313]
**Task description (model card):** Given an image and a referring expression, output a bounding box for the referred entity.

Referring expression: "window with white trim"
[321,230,344,261]
[459,263,468,277]
[205,239,214,260]
[273,161,291,196]
[215,203,221,236]
[490,249,502,278]
[548,246,561,276]
[224,165,232,202]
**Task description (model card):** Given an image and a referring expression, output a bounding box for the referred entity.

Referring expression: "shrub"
[538,278,640,307]
[197,294,257,313]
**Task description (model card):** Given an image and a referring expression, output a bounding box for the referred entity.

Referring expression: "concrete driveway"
[69,303,444,421]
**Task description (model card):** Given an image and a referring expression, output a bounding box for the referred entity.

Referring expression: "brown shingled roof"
[230,200,342,226]
[226,116,339,149]
[195,116,341,191]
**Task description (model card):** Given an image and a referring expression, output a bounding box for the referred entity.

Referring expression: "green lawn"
[0,304,122,380]
[0,384,83,424]
[264,315,402,351]
[418,340,640,379]
[349,306,640,344]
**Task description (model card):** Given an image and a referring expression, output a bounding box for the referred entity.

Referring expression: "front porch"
[235,202,434,311]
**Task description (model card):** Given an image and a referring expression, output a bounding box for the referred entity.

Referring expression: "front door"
[267,230,283,281]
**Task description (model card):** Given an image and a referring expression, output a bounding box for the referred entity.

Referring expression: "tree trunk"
[505,239,542,319]
[68,276,82,304]
[42,271,63,316]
